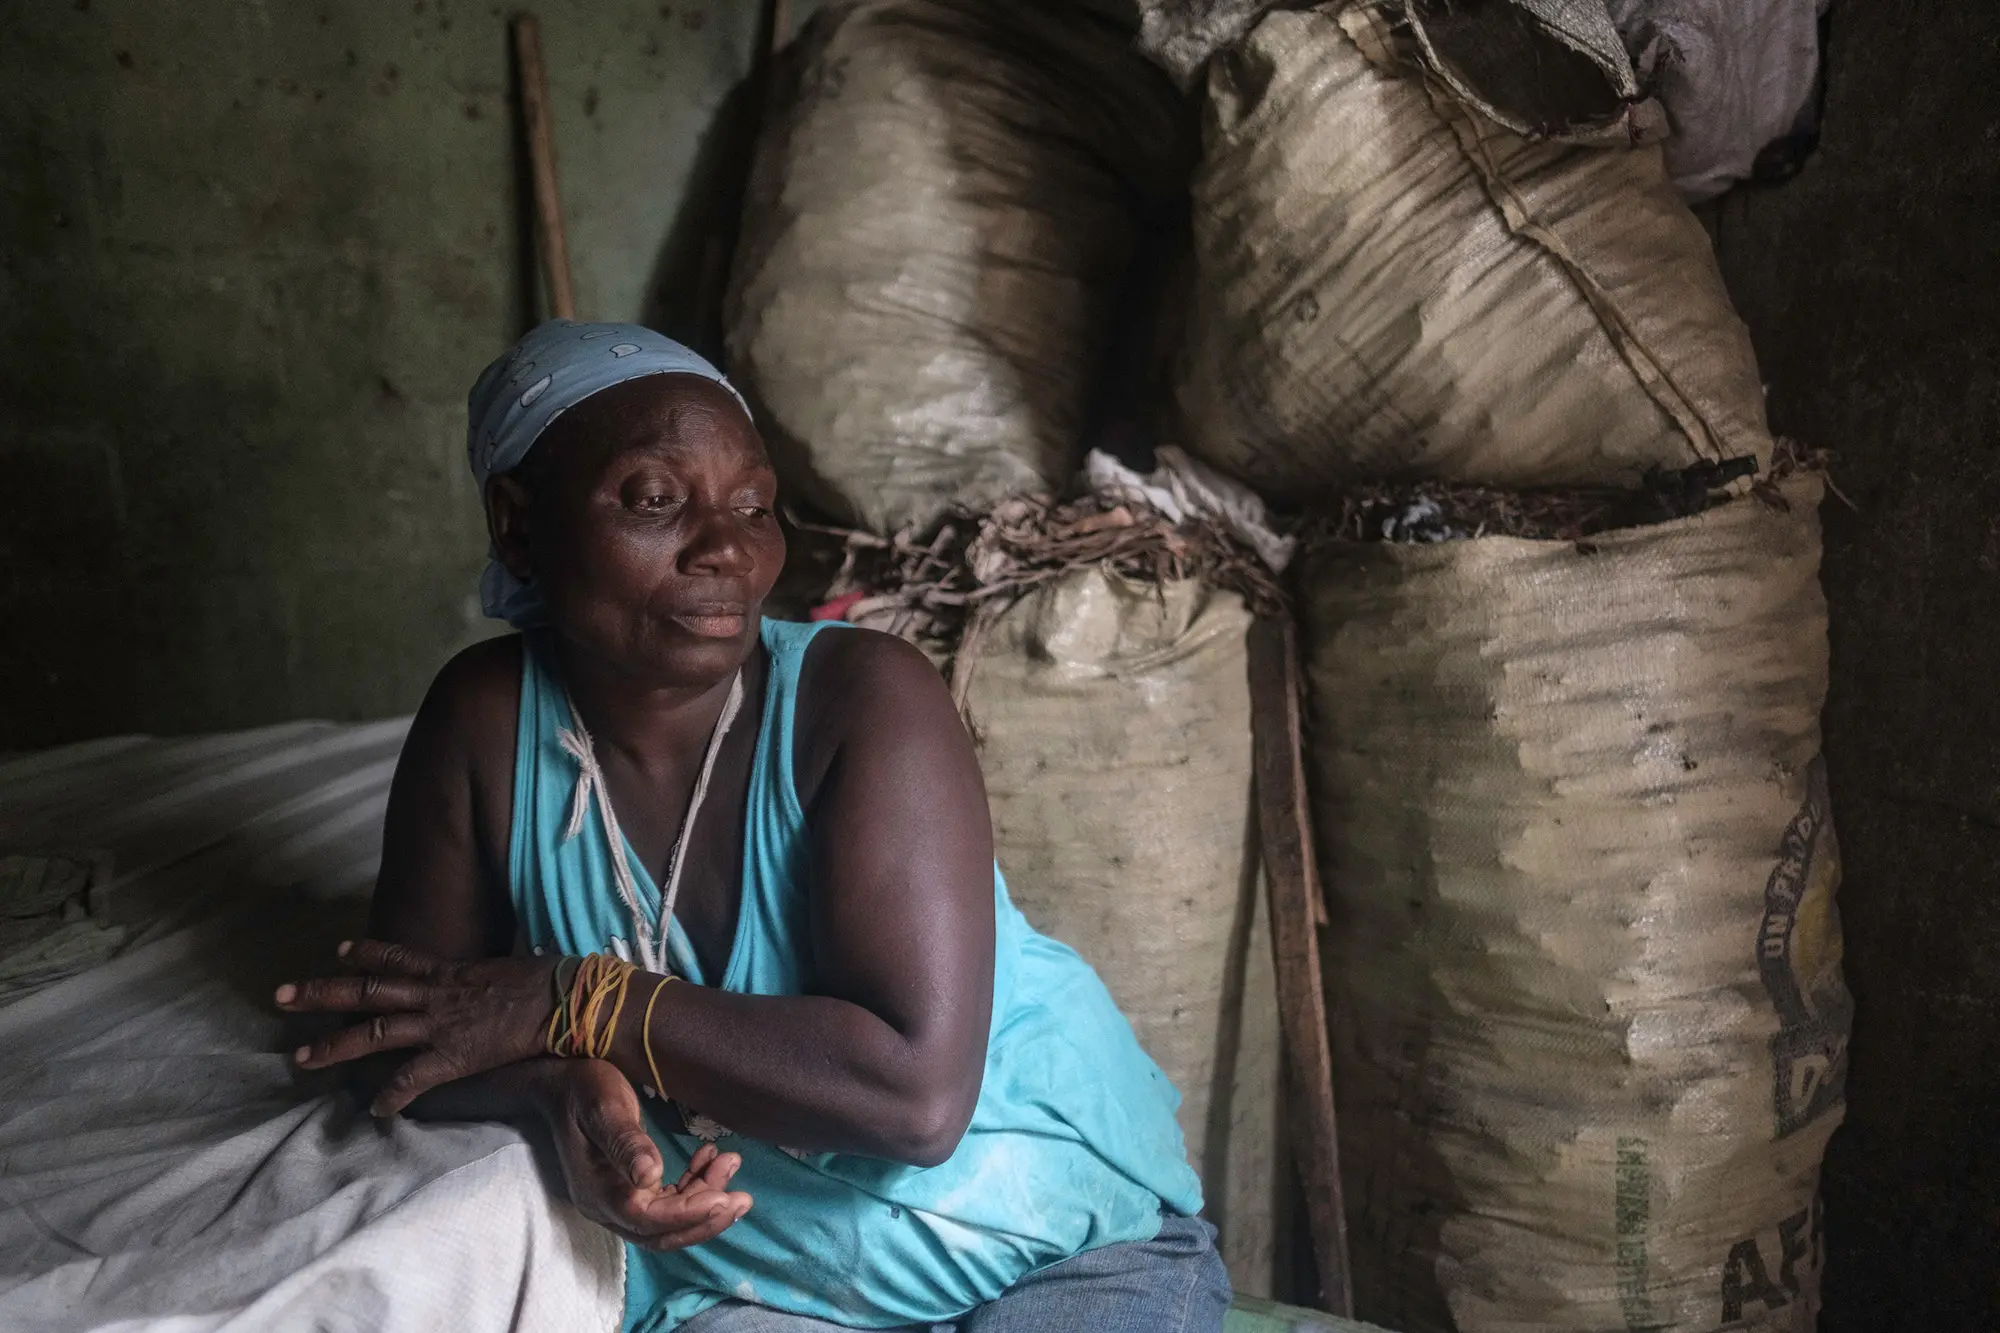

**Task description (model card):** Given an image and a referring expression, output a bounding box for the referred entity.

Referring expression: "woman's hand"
[276,938,559,1115]
[541,1058,752,1250]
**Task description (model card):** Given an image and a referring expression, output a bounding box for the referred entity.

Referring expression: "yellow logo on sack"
[1757,756,1853,1138]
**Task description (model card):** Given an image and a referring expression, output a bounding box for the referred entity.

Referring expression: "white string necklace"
[557,669,745,976]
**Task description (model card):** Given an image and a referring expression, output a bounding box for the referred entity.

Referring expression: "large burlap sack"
[963,567,1286,1295]
[1176,5,1772,496]
[726,0,1191,534]
[1301,478,1850,1332]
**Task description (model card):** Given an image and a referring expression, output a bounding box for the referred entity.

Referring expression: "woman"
[275,321,1229,1332]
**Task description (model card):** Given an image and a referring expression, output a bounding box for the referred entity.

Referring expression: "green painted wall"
[0,0,775,747]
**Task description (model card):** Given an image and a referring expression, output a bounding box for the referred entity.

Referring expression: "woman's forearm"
[603,975,974,1167]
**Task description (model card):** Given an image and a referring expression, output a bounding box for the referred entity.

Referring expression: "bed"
[0,722,1375,1332]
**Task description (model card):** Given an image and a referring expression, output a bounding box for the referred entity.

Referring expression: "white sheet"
[0,723,624,1333]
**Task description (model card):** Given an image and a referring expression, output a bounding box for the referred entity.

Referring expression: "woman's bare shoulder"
[801,624,945,696]
[793,625,970,803]
[370,634,525,957]
[398,633,524,800]
[425,634,525,732]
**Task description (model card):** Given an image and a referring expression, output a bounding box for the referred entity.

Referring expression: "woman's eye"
[636,492,680,512]
[736,505,772,519]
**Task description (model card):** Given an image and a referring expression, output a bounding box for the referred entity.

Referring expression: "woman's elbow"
[885,1081,978,1168]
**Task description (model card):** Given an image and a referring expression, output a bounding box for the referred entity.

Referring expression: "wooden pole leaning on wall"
[1247,614,1355,1317]
[513,12,577,321]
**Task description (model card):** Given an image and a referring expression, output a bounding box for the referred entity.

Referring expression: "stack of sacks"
[728,0,1850,1322]
[1162,5,1849,1330]
[727,4,1292,1297]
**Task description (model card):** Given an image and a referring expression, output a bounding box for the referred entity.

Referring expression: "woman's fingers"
[548,1064,746,1252]
[676,1142,721,1190]
[369,1048,468,1116]
[597,1189,750,1250]
[274,973,433,1014]
[620,1184,753,1246]
[293,1013,432,1069]
[631,1192,753,1251]
[340,938,449,980]
[566,1148,750,1250]
[577,1151,731,1237]
[696,1150,742,1192]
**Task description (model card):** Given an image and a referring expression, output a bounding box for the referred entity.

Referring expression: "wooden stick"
[513,12,576,321]
[1247,614,1355,1317]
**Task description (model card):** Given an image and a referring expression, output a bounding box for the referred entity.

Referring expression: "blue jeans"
[677,1215,1230,1333]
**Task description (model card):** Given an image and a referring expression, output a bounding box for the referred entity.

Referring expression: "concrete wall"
[0,0,771,748]
[1710,2,2000,1326]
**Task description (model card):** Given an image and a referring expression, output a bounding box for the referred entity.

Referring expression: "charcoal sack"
[965,567,1286,1296]
[1176,4,1772,496]
[726,0,1191,534]
[1301,478,1849,1331]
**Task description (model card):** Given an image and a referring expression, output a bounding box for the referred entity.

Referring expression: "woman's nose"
[680,502,756,577]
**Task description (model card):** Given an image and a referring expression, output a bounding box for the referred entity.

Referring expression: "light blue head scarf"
[466,319,750,628]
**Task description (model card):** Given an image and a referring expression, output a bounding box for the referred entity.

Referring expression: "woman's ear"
[486,474,536,584]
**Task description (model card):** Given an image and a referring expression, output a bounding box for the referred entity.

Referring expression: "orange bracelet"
[545,953,637,1059]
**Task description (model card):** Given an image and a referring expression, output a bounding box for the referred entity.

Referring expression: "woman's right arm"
[365,637,520,962]
[320,639,750,1249]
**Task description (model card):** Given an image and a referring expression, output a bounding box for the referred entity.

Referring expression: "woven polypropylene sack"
[1175,5,1771,496]
[1301,478,1849,1331]
[726,0,1191,534]
[964,567,1286,1295]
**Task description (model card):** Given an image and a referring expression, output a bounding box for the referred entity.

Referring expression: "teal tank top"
[508,618,1203,1332]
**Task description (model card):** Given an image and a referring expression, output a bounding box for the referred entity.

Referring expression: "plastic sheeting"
[1301,480,1849,1331]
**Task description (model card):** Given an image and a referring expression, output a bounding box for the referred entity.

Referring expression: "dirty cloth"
[508,618,1203,1332]
[1607,0,1830,201]
[0,722,625,1332]
[466,319,748,628]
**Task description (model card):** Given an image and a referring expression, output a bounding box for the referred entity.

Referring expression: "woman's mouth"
[669,610,749,638]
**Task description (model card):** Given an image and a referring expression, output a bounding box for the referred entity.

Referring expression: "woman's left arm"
[282,629,998,1167]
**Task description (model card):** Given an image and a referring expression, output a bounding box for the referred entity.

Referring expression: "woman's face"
[489,373,785,687]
